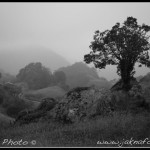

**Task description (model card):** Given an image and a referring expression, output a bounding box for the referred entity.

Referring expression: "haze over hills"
[59,62,112,89]
[0,44,70,75]
[0,43,150,82]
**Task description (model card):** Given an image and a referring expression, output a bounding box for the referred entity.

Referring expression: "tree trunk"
[120,59,132,91]
[122,75,131,91]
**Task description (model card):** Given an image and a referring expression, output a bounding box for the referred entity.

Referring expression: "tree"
[53,70,69,91]
[16,62,53,90]
[53,71,66,85]
[84,17,150,91]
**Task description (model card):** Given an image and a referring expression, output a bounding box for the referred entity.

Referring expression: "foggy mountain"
[0,45,70,75]
[59,62,112,89]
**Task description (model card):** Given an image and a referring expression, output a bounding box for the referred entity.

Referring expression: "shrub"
[6,98,31,118]
[6,106,23,118]
[14,98,58,125]
[36,97,57,112]
[110,91,130,111]
[110,88,150,113]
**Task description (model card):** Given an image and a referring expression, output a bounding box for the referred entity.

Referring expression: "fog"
[0,2,150,80]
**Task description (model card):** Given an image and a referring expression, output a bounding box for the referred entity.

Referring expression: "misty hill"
[0,45,70,75]
[58,62,112,89]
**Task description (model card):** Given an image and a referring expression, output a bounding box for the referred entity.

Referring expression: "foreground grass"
[0,111,150,147]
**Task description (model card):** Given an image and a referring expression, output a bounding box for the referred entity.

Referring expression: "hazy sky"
[0,2,150,80]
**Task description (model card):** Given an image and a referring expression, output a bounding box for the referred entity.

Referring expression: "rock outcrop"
[48,87,113,123]
[14,97,57,125]
[14,85,150,126]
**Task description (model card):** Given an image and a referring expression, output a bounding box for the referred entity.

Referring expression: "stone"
[48,86,113,123]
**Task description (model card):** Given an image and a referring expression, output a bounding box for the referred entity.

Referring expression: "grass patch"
[24,86,66,101]
[0,111,150,147]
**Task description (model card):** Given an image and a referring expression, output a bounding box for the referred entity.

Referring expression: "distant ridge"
[0,44,70,75]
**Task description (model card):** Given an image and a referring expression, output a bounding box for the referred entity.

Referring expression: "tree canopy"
[53,71,66,85]
[84,17,150,90]
[16,62,53,90]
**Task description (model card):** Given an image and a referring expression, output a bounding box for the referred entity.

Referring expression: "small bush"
[110,91,130,111]
[110,88,150,113]
[6,98,32,118]
[6,106,23,118]
[36,98,57,111]
[14,98,57,125]
[67,87,90,97]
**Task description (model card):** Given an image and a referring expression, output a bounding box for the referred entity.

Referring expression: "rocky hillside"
[14,82,150,125]
[48,87,113,123]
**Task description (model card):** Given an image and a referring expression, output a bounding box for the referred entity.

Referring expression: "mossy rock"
[14,97,57,125]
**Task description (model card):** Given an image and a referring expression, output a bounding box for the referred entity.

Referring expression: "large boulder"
[48,84,149,124]
[48,87,113,123]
